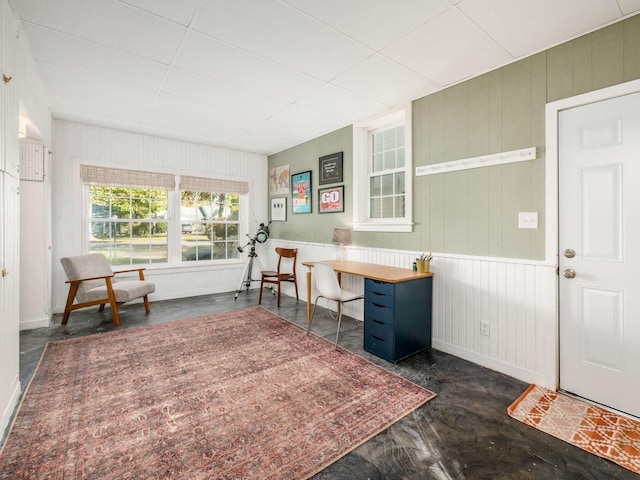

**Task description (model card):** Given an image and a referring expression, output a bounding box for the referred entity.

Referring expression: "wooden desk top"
[302,259,432,283]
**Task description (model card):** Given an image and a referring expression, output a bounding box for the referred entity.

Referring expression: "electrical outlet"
[480,321,490,336]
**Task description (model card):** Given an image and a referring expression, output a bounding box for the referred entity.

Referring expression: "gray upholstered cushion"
[83,280,155,303]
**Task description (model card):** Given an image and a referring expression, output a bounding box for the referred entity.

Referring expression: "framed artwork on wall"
[269,164,290,195]
[318,185,344,213]
[271,197,287,222]
[319,152,343,185]
[291,171,312,214]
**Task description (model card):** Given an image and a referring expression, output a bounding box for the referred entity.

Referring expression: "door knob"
[564,248,576,258]
[563,269,576,279]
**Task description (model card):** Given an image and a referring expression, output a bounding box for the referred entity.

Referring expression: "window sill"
[352,222,413,233]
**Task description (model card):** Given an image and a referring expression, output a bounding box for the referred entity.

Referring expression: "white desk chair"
[306,261,364,349]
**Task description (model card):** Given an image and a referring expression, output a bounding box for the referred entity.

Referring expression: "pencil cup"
[416,260,429,273]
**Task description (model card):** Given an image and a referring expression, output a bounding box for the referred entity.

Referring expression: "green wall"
[268,14,640,260]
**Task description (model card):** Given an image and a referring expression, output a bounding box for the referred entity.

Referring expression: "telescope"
[235,222,271,299]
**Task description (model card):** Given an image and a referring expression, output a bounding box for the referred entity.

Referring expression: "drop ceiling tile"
[333,54,439,106]
[296,84,387,121]
[46,88,148,127]
[284,0,451,51]
[459,0,622,58]
[150,93,268,130]
[193,0,373,81]
[24,24,169,89]
[37,62,156,109]
[120,0,201,26]
[618,0,640,14]
[382,8,512,86]
[15,0,186,63]
[162,69,290,119]
[174,31,325,103]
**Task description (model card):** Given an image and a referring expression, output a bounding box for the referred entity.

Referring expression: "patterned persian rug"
[508,384,640,474]
[0,306,435,479]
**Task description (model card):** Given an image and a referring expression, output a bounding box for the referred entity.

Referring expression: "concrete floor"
[14,290,638,479]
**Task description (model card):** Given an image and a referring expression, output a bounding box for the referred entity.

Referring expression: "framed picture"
[271,197,287,222]
[269,164,290,195]
[318,185,344,213]
[319,152,343,185]
[291,171,312,214]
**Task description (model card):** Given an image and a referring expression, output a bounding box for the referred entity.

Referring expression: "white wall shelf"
[415,147,537,176]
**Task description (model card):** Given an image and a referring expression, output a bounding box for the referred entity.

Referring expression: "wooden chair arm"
[65,274,114,284]
[114,267,147,280]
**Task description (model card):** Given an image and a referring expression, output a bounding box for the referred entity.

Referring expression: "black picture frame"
[291,170,312,214]
[318,185,344,214]
[319,152,343,185]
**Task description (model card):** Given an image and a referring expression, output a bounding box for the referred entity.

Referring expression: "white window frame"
[353,104,413,232]
[80,165,250,267]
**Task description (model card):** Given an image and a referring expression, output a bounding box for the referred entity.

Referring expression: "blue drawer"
[364,333,394,361]
[365,278,394,295]
[365,301,394,325]
[364,289,394,308]
[365,316,394,341]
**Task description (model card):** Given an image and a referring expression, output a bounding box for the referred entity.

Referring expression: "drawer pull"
[372,335,385,342]
[372,302,385,308]
[373,319,384,325]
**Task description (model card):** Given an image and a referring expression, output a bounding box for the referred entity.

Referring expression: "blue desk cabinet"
[363,276,432,362]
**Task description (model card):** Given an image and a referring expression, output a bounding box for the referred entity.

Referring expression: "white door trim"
[545,78,640,389]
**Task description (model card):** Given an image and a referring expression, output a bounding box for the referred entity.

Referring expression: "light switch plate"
[518,212,538,229]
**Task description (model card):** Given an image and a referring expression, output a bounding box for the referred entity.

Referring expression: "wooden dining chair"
[259,247,299,307]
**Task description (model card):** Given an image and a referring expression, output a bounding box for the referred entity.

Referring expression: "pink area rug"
[508,384,640,475]
[0,306,435,479]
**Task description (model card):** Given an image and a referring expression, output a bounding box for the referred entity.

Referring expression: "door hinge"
[1,268,8,277]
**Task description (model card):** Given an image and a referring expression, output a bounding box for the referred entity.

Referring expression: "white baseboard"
[0,375,21,444]
[432,340,549,388]
[20,316,51,331]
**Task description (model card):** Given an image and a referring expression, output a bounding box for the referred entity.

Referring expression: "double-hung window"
[353,104,413,232]
[82,166,249,266]
[179,175,247,262]
[83,166,173,265]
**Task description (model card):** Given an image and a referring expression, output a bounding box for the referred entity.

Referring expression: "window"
[180,191,240,261]
[89,186,168,265]
[82,165,249,266]
[353,105,412,232]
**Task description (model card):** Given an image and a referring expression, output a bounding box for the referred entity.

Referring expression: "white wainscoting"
[264,239,558,389]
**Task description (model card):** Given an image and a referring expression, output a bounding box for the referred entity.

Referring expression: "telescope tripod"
[235,242,265,300]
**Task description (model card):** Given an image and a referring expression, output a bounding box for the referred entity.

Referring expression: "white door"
[559,91,640,418]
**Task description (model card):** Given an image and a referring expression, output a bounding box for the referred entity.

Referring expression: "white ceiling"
[14,0,640,155]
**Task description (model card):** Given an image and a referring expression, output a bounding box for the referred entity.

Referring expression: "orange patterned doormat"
[508,384,640,474]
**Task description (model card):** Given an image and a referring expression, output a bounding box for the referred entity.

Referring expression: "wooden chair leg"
[276,277,281,307]
[99,304,105,312]
[259,276,265,304]
[62,282,79,325]
[143,295,151,314]
[293,277,299,301]
[105,278,120,327]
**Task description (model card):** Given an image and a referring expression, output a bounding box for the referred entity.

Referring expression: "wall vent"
[19,141,45,182]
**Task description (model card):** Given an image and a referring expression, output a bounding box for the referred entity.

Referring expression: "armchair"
[60,254,155,326]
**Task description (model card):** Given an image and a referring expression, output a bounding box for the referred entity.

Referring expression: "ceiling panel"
[284,0,451,51]
[120,0,201,26]
[24,23,169,90]
[459,0,622,58]
[193,0,374,81]
[37,62,156,109]
[161,69,289,119]
[332,54,439,106]
[296,83,388,121]
[382,8,513,86]
[16,0,186,64]
[174,31,324,103]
